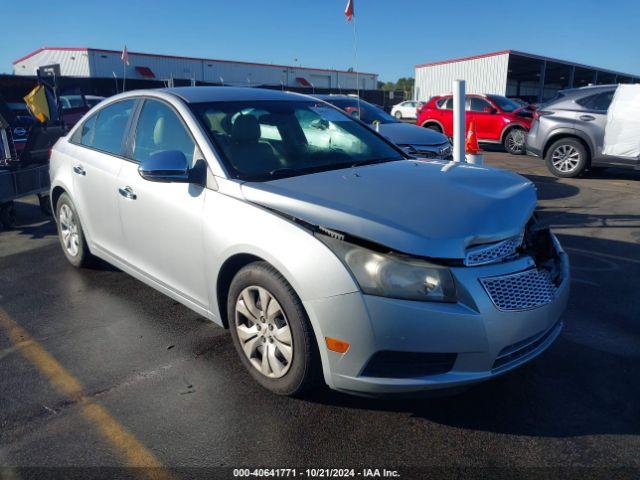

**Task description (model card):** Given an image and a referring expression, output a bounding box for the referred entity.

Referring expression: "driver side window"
[132,100,196,164]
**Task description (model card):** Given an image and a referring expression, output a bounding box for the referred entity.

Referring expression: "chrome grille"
[464,234,523,266]
[480,268,558,311]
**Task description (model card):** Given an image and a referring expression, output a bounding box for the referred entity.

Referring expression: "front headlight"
[317,234,456,302]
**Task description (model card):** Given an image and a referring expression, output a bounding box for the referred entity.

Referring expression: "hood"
[378,122,448,146]
[241,160,537,259]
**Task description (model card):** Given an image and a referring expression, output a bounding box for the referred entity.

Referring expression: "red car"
[416,94,533,155]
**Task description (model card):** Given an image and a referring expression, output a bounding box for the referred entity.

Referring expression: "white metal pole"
[453,79,465,162]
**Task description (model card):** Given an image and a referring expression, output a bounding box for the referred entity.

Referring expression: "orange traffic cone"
[465,120,481,155]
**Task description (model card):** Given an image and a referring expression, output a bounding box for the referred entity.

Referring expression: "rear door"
[69,99,136,255]
[116,98,209,307]
[437,97,454,135]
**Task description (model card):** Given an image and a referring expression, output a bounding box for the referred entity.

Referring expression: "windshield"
[323,98,397,125]
[487,95,522,112]
[191,100,404,181]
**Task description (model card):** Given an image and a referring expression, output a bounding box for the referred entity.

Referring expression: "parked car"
[50,87,569,396]
[315,95,452,160]
[525,85,636,177]
[391,100,423,120]
[416,94,534,155]
[7,95,103,153]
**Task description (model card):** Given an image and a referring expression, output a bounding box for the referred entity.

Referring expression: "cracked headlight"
[317,234,456,302]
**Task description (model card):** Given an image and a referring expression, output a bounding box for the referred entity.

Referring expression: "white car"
[50,87,569,397]
[391,100,422,120]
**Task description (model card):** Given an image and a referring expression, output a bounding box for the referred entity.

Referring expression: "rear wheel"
[394,110,403,120]
[545,138,588,178]
[504,128,527,155]
[423,123,443,133]
[55,193,94,267]
[227,261,321,396]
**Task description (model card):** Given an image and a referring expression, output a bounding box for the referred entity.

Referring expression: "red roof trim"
[415,49,640,79]
[415,50,512,68]
[13,46,378,76]
[135,66,155,78]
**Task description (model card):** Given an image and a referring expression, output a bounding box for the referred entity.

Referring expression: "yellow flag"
[23,85,50,123]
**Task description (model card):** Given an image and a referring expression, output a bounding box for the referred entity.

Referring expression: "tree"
[378,78,414,95]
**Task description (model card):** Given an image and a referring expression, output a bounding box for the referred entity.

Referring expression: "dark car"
[314,95,452,160]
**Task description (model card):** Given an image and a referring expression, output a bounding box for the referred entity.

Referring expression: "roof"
[164,86,310,103]
[13,46,378,76]
[415,50,640,79]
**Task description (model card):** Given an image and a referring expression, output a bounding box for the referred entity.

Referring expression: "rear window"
[576,91,615,111]
[437,97,453,109]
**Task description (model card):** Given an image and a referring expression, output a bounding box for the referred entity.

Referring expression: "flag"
[345,0,354,21]
[121,45,130,65]
[23,85,50,123]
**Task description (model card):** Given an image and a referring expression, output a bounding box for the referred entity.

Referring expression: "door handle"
[580,115,596,121]
[73,165,86,175]
[118,186,137,200]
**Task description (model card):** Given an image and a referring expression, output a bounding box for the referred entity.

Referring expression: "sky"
[3,0,640,81]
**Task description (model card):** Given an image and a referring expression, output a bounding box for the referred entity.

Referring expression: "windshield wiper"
[268,167,308,178]
[350,157,400,168]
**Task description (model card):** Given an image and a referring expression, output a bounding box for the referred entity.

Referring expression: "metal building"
[415,50,640,103]
[13,47,378,90]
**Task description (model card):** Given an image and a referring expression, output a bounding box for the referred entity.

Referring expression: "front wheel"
[545,138,588,178]
[227,261,321,396]
[394,110,403,120]
[504,128,527,155]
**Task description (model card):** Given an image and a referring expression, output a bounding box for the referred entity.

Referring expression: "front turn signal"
[325,337,350,354]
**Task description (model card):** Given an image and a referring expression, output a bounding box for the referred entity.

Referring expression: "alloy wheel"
[234,286,293,378]
[59,204,80,257]
[506,130,526,153]
[551,145,581,173]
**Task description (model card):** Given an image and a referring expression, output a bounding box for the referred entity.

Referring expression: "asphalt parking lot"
[1,152,639,478]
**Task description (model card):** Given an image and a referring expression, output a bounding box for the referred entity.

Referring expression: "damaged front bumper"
[304,227,570,395]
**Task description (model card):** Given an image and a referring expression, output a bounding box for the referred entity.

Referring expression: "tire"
[0,202,16,229]
[545,138,588,178]
[394,110,403,120]
[38,194,53,216]
[504,128,527,155]
[227,261,321,396]
[55,193,94,267]
[423,123,443,133]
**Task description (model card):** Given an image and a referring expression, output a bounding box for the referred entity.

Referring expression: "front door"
[579,89,636,166]
[466,97,498,141]
[116,98,209,308]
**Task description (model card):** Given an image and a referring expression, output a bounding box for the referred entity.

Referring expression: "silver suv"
[525,85,638,177]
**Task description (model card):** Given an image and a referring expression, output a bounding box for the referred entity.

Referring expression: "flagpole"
[351,6,361,113]
[123,61,126,93]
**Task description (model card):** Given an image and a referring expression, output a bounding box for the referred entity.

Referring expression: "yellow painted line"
[0,309,173,480]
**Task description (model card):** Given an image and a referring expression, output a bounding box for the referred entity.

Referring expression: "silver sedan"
[50,87,569,396]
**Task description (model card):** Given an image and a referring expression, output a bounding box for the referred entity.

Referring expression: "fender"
[420,119,445,132]
[543,127,595,158]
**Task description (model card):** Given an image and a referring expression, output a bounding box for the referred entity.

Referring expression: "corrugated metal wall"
[13,50,91,77]
[14,49,378,90]
[414,54,509,101]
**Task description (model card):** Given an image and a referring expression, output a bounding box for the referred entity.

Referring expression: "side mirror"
[483,106,498,114]
[138,150,190,183]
